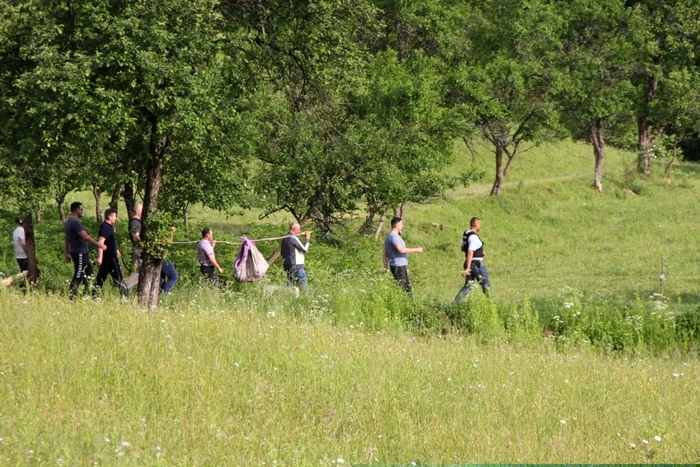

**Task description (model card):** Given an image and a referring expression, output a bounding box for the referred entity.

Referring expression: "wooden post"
[660,256,665,296]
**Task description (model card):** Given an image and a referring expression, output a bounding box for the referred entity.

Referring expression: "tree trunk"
[123,180,136,217]
[665,134,678,178]
[490,145,505,196]
[637,75,660,176]
[183,202,190,237]
[56,194,66,222]
[358,210,376,235]
[109,181,122,212]
[637,116,652,176]
[34,205,41,222]
[267,247,281,265]
[138,123,168,310]
[374,214,385,241]
[137,157,164,309]
[394,201,407,219]
[590,120,606,192]
[92,183,103,223]
[21,213,39,284]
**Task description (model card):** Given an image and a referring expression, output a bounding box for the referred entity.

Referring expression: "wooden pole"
[660,256,665,296]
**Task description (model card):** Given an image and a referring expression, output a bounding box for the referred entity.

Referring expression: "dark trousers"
[200,265,218,285]
[390,265,412,296]
[160,259,178,293]
[454,260,491,303]
[70,252,93,299]
[95,257,128,296]
[17,258,29,273]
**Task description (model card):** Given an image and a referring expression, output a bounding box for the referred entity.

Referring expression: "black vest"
[462,230,484,259]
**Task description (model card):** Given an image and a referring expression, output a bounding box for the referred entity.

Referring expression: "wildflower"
[121,441,131,448]
[560,419,566,424]
[629,443,636,448]
[642,439,649,444]
[336,458,345,464]
[654,436,661,442]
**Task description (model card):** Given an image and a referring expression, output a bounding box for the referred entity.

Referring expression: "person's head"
[104,209,117,225]
[470,217,481,232]
[390,217,403,232]
[133,204,143,218]
[70,202,84,217]
[15,217,22,226]
[289,222,301,234]
[202,227,213,240]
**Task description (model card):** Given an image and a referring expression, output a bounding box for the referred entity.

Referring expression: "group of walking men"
[14,202,488,300]
[382,216,490,301]
[62,201,178,299]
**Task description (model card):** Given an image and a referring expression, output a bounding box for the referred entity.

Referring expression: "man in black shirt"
[64,202,106,299]
[95,209,128,297]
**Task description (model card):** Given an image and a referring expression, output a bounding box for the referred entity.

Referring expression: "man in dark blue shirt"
[95,209,128,297]
[64,202,106,299]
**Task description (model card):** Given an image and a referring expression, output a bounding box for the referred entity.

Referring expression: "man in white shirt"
[454,217,491,302]
[13,218,28,273]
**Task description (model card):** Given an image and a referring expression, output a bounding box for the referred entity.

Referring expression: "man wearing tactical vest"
[454,217,491,302]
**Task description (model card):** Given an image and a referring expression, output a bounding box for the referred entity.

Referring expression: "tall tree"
[446,0,566,195]
[558,0,637,192]
[628,0,700,175]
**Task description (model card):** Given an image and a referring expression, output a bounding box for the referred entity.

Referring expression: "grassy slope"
[2,140,700,463]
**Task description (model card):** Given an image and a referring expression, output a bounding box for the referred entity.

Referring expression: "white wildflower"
[654,436,661,442]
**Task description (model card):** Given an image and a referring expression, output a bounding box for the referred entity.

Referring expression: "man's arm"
[462,250,474,277]
[291,232,311,253]
[208,254,224,273]
[78,230,107,250]
[382,245,388,272]
[394,243,423,254]
[97,237,106,266]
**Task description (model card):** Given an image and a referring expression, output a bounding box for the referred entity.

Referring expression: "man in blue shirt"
[383,217,423,296]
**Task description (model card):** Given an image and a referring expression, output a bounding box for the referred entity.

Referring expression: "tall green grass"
[1,290,699,464]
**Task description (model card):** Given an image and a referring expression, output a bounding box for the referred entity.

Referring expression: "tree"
[0,0,129,283]
[558,0,637,192]
[233,0,383,233]
[628,0,700,175]
[345,50,455,226]
[446,0,566,195]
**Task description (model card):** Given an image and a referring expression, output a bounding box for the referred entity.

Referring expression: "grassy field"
[1,291,699,464]
[2,139,700,463]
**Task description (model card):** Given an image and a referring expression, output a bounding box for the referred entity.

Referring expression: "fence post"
[660,256,665,296]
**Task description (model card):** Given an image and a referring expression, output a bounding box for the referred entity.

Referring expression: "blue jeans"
[454,261,491,303]
[160,260,178,294]
[287,267,308,292]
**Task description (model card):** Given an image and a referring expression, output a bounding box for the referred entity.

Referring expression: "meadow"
[1,140,700,463]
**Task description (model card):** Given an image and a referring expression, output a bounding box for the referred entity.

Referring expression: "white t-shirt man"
[13,225,27,260]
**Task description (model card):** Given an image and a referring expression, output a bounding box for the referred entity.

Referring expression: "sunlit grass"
[1,290,698,464]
